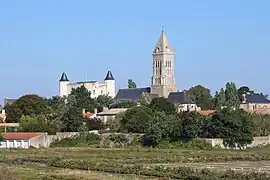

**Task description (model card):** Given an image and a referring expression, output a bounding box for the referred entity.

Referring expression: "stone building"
[240,93,270,113]
[151,29,176,98]
[167,91,201,112]
[59,70,116,98]
[114,29,200,111]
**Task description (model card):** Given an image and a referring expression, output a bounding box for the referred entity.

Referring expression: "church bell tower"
[151,29,176,97]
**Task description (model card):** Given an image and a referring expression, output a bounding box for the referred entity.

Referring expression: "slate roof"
[167,91,194,104]
[115,87,151,101]
[59,72,69,82]
[245,94,270,104]
[104,70,114,80]
[4,98,17,106]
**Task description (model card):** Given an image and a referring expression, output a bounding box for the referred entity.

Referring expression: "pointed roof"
[104,70,114,80]
[59,72,69,82]
[154,29,173,53]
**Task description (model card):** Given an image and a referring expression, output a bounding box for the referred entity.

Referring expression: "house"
[0,132,46,149]
[96,108,128,123]
[240,93,270,113]
[167,91,201,112]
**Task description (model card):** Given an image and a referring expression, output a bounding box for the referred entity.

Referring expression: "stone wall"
[201,136,270,149]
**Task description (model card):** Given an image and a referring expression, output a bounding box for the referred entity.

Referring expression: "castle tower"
[104,70,116,98]
[59,72,69,97]
[151,29,176,97]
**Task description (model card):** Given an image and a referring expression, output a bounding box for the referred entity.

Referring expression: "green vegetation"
[0,147,270,179]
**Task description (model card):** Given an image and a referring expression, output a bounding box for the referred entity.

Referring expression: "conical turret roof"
[59,72,69,82]
[154,29,173,53]
[104,70,114,80]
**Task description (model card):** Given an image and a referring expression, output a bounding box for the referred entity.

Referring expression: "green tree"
[143,111,176,146]
[140,92,152,106]
[214,88,226,109]
[252,114,270,136]
[225,82,239,109]
[149,97,176,115]
[60,106,84,132]
[120,106,153,133]
[187,85,214,110]
[19,115,48,132]
[86,118,105,131]
[69,85,96,112]
[5,94,50,123]
[96,95,115,111]
[128,79,137,88]
[210,108,255,148]
[178,112,203,139]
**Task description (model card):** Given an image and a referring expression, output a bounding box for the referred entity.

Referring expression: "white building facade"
[59,70,116,98]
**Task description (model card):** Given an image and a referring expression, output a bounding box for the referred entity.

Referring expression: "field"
[1,147,270,179]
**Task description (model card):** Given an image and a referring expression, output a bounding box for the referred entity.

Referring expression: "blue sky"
[1,0,270,104]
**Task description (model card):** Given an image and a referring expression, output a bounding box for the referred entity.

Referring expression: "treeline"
[110,97,267,148]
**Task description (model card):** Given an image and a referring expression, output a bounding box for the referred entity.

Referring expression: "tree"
[96,95,115,111]
[187,85,214,110]
[69,85,97,112]
[214,88,226,109]
[5,94,50,123]
[140,92,152,106]
[19,115,48,132]
[210,108,255,148]
[178,112,203,139]
[149,97,176,115]
[143,111,176,146]
[128,79,137,88]
[225,82,239,109]
[60,106,84,132]
[119,106,153,133]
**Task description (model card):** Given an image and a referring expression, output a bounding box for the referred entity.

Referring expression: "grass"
[0,165,156,180]
[1,146,270,179]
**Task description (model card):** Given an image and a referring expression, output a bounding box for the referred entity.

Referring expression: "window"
[93,90,95,95]
[101,90,103,94]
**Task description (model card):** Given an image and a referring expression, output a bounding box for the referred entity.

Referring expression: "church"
[58,29,200,112]
[115,30,201,112]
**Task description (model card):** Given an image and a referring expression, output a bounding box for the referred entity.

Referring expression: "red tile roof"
[83,112,95,118]
[0,123,19,127]
[199,110,216,116]
[2,132,44,140]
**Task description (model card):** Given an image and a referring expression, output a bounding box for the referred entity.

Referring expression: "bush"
[50,132,100,147]
[86,118,105,130]
[156,139,212,150]
[252,114,270,136]
[101,133,143,148]
[0,167,18,180]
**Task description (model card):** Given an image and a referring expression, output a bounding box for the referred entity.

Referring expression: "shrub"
[50,132,100,147]
[0,167,19,180]
[86,118,105,130]
[156,139,212,150]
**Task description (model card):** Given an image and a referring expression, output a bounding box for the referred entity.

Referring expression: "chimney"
[242,94,247,103]
[1,109,5,114]
[103,107,108,112]
[82,109,86,114]
[94,108,98,114]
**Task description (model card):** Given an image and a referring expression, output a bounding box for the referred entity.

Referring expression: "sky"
[0,0,270,104]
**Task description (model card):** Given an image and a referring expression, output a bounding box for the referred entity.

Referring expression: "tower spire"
[154,28,173,53]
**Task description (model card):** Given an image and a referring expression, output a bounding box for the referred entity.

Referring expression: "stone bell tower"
[151,29,176,97]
